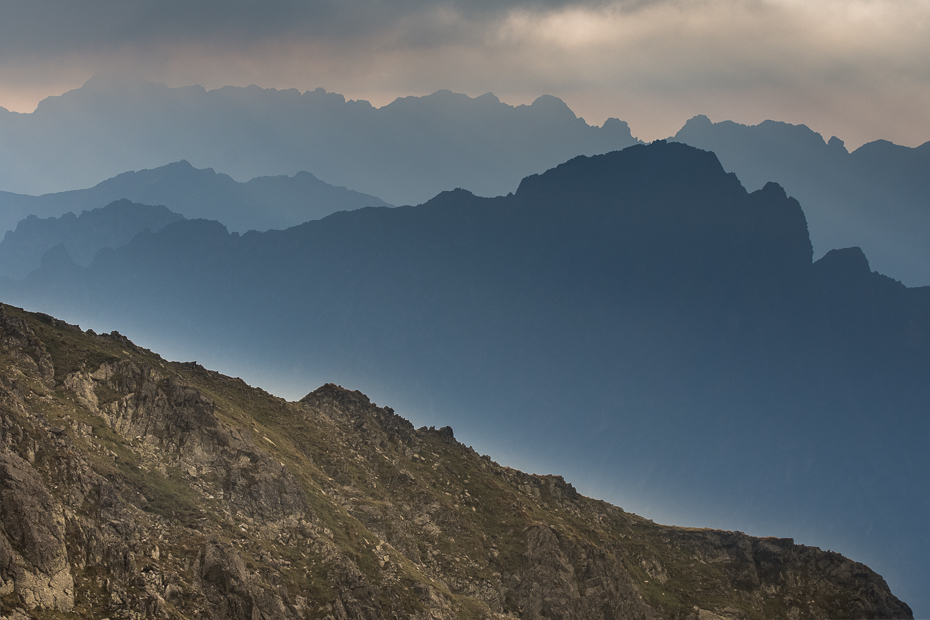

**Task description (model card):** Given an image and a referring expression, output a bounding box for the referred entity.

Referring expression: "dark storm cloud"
[0,0,626,57]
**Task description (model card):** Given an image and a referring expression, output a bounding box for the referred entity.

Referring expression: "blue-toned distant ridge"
[4,141,928,615]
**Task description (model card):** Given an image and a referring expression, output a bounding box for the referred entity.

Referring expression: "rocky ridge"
[0,304,912,619]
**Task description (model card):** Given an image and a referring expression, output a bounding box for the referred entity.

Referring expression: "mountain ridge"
[0,160,391,237]
[0,303,913,619]
[672,115,930,286]
[0,79,639,205]
[4,79,927,285]
[3,140,928,615]
[0,199,185,279]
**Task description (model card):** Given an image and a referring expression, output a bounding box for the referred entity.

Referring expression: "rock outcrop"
[0,303,913,619]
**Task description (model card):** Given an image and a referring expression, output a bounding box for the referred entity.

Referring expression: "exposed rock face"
[0,303,913,619]
[0,452,74,611]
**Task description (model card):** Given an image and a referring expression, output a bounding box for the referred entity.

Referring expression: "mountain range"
[3,141,928,615]
[2,79,928,288]
[0,303,914,618]
[0,200,184,280]
[0,77,639,206]
[673,115,930,286]
[0,159,391,238]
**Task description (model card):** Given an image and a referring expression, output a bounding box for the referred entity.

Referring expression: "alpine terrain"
[0,304,913,619]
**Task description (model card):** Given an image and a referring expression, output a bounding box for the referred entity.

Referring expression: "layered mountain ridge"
[0,160,391,238]
[0,303,913,619]
[3,77,927,286]
[0,78,639,206]
[4,140,929,613]
[672,115,930,286]
[0,200,185,280]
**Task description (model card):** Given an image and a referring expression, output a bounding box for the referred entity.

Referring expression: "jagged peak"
[419,425,456,442]
[601,117,633,134]
[674,114,831,149]
[681,113,713,129]
[300,382,370,404]
[754,181,789,200]
[828,136,847,152]
[419,187,479,209]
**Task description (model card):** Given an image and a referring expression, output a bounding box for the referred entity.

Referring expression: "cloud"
[1,0,929,148]
[0,0,612,53]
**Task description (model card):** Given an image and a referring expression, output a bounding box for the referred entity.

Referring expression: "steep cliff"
[0,304,912,619]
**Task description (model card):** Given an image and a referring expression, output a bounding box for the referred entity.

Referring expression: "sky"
[1,0,930,149]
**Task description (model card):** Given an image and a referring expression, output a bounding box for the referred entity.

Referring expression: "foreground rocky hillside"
[0,304,912,619]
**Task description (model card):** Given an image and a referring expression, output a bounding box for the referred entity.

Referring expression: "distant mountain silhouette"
[673,115,930,286]
[0,199,184,279]
[0,160,391,236]
[4,140,928,614]
[0,77,640,206]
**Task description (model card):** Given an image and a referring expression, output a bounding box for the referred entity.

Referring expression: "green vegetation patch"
[119,463,203,520]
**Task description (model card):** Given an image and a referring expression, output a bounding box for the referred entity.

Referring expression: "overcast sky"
[2,0,929,148]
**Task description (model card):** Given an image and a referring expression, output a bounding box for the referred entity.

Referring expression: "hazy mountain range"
[0,76,639,206]
[3,141,927,614]
[0,303,912,618]
[673,115,930,287]
[0,159,391,238]
[0,200,184,280]
[2,79,928,287]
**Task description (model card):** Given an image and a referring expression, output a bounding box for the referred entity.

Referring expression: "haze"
[2,0,929,615]
[2,0,930,149]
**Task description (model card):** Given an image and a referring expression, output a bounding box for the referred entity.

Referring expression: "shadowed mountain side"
[3,141,928,614]
[0,78,640,207]
[0,199,185,279]
[0,160,391,236]
[672,115,930,286]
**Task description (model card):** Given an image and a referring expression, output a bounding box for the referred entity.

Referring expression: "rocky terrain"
[0,303,913,619]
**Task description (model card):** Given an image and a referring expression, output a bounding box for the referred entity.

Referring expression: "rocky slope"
[0,304,912,619]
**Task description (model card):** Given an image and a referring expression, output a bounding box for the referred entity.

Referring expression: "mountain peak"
[515,141,737,203]
[165,159,195,170]
[757,181,788,200]
[828,136,847,152]
[681,113,713,129]
[300,382,371,408]
[815,246,872,279]
[529,94,576,118]
[39,242,75,268]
